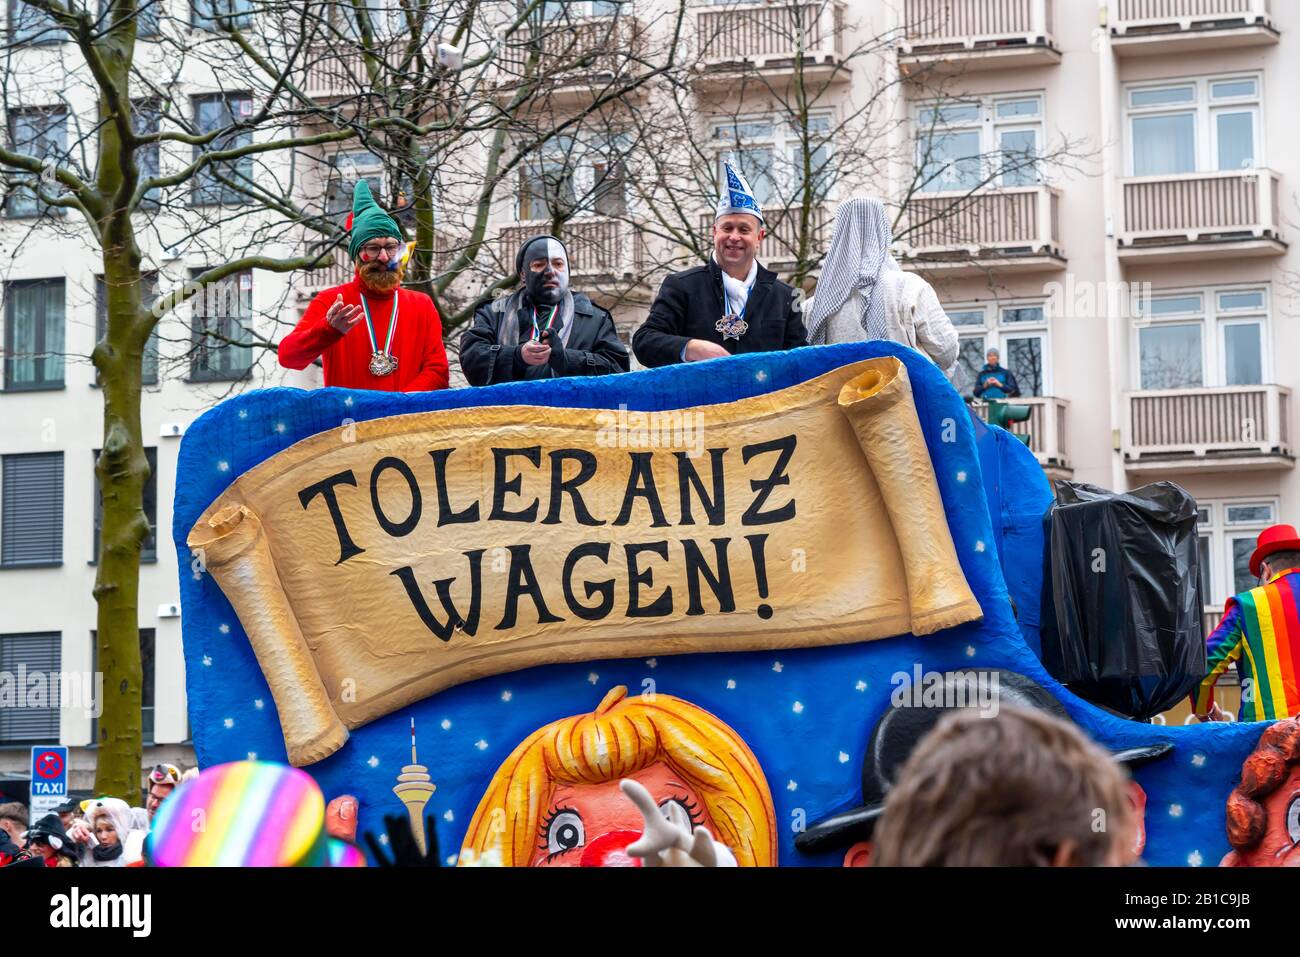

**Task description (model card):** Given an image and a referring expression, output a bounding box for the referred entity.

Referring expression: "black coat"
[632,259,807,368]
[459,292,630,386]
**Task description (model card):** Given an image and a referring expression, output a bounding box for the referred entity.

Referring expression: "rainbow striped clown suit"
[1194,570,1300,721]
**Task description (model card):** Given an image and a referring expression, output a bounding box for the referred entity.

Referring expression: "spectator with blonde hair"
[460,685,776,866]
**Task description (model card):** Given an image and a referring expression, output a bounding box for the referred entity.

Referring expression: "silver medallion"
[368,351,398,377]
[716,313,749,341]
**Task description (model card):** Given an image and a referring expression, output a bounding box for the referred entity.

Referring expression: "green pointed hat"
[346,180,402,260]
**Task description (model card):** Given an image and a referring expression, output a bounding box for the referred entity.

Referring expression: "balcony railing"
[971,395,1070,470]
[499,218,646,279]
[496,16,644,87]
[298,257,356,299]
[902,0,1053,47]
[696,2,844,67]
[1123,384,1292,463]
[899,186,1062,262]
[1119,169,1281,248]
[1113,0,1270,31]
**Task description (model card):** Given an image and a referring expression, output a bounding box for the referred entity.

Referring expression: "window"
[90,629,154,745]
[7,0,60,43]
[1,452,63,567]
[135,100,163,207]
[541,1,621,19]
[518,134,628,221]
[98,0,160,37]
[1134,286,1267,390]
[191,0,252,30]
[1127,75,1261,176]
[191,93,254,206]
[916,94,1043,193]
[92,447,157,563]
[95,273,160,385]
[712,114,836,209]
[189,269,253,381]
[4,106,69,217]
[0,633,61,744]
[1197,500,1278,606]
[4,278,65,390]
[947,302,1049,398]
[326,150,384,219]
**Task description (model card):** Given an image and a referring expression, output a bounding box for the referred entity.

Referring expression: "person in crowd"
[16,813,79,867]
[69,796,147,867]
[55,798,80,833]
[146,763,182,821]
[804,197,958,378]
[0,818,21,865]
[632,158,806,367]
[872,706,1137,866]
[279,181,450,392]
[1195,524,1300,722]
[0,801,28,849]
[459,234,629,384]
[972,348,1021,400]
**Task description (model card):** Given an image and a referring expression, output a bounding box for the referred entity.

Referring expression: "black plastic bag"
[1039,481,1206,721]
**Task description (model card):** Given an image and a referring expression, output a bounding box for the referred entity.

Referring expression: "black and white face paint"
[522,238,569,307]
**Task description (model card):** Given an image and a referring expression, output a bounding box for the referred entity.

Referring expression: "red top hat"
[1249,524,1300,578]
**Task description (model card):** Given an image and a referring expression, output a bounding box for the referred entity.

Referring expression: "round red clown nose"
[579,829,643,867]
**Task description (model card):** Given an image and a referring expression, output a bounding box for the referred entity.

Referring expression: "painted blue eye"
[658,798,694,827]
[546,810,584,854]
[1286,795,1300,845]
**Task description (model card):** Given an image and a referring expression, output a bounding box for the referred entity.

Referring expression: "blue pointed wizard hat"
[715,154,764,224]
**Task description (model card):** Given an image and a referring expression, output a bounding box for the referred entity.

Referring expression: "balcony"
[297,257,356,300]
[498,217,647,284]
[1110,0,1277,57]
[1123,384,1293,473]
[697,204,831,269]
[692,2,845,89]
[1117,169,1285,263]
[898,0,1060,74]
[494,16,646,102]
[971,396,1071,477]
[897,185,1065,275]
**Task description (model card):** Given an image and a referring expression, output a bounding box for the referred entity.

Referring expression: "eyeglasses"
[358,242,403,261]
[149,764,181,785]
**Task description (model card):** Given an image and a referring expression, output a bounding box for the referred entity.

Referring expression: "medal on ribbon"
[360,292,400,377]
[716,282,750,341]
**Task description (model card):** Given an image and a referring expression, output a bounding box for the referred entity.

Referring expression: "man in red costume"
[279,181,450,391]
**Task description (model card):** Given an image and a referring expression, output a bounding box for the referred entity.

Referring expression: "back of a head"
[1266,549,1300,575]
[872,705,1132,866]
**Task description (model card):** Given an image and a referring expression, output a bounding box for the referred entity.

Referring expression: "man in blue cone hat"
[632,157,807,367]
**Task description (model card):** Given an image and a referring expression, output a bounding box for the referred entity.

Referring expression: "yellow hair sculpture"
[460,685,777,866]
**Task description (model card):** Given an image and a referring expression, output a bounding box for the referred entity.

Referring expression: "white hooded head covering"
[806,197,901,345]
[83,796,134,843]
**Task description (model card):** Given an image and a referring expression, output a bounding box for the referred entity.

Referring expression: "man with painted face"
[632,157,806,367]
[459,234,629,384]
[279,181,450,392]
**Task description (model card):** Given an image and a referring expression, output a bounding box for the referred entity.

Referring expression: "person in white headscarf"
[805,198,958,378]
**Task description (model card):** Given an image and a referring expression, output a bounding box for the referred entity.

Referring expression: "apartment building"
[0,0,1293,786]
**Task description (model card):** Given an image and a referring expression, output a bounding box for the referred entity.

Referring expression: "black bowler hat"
[794,668,1173,854]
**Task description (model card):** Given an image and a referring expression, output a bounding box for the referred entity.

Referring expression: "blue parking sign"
[29,745,68,819]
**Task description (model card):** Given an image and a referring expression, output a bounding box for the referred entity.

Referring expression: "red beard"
[358,259,404,293]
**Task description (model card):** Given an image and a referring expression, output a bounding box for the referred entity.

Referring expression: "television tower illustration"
[392,717,436,854]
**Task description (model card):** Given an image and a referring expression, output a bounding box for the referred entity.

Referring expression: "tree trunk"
[89,19,148,802]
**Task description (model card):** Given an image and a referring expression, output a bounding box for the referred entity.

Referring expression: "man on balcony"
[278,181,450,392]
[1194,525,1300,723]
[459,233,629,385]
[972,348,1021,401]
[632,158,806,367]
